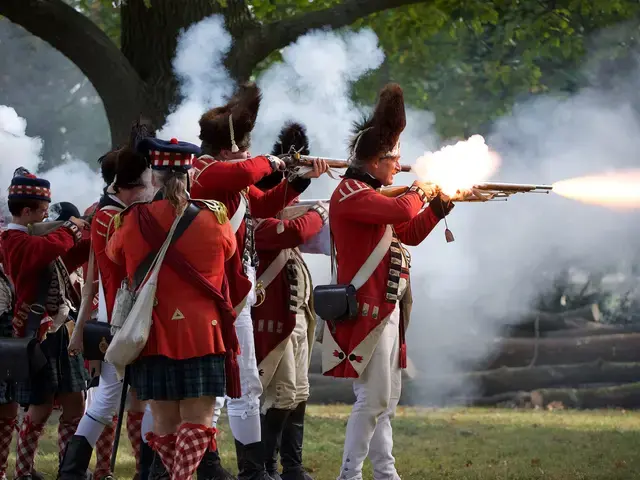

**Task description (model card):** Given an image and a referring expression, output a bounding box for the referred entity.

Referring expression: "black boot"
[58,436,94,480]
[261,409,292,480]
[147,452,169,480]
[234,440,272,480]
[139,441,155,480]
[280,403,313,480]
[197,448,237,480]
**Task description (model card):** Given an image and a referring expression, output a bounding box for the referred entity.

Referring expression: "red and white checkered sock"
[94,416,117,479]
[0,417,16,479]
[146,431,177,474]
[58,416,82,466]
[14,415,47,478]
[172,423,217,480]
[127,410,144,475]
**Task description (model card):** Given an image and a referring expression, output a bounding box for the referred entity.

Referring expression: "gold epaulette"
[191,199,228,225]
[112,200,148,230]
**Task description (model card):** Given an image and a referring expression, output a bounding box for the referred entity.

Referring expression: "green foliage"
[68,0,640,137]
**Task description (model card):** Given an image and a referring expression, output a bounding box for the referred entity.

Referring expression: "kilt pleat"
[130,354,225,401]
[14,325,89,406]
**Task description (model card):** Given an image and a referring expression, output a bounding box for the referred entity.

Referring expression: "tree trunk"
[543,324,640,338]
[483,333,640,369]
[465,360,640,396]
[0,0,147,148]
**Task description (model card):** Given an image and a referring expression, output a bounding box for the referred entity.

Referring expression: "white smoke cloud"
[161,15,640,405]
[157,15,234,144]
[0,105,103,215]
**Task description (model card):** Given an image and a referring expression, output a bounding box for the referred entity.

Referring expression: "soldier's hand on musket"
[69,216,89,230]
[302,158,329,179]
[266,154,287,172]
[412,180,440,201]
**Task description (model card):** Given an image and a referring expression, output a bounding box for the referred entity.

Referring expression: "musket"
[287,182,553,206]
[282,152,413,173]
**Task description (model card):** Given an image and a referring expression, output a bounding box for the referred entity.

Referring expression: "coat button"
[338,352,345,360]
[211,319,218,326]
[348,354,356,361]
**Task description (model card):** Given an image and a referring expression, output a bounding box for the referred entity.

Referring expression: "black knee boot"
[58,435,95,480]
[147,452,169,480]
[280,403,313,480]
[234,440,273,480]
[139,441,155,480]
[197,448,237,480]
[261,409,291,480]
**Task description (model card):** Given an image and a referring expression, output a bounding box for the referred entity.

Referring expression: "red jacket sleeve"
[255,210,325,251]
[335,180,426,225]
[193,156,274,193]
[14,227,79,272]
[248,177,310,219]
[62,235,91,273]
[394,205,441,246]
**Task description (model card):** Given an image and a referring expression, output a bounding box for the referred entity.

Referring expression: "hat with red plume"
[349,83,406,165]
[8,167,51,202]
[199,82,261,154]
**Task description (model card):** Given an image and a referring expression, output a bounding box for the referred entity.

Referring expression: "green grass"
[9,406,640,479]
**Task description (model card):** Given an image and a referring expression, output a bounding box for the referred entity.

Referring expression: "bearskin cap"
[349,83,406,164]
[256,121,310,191]
[199,82,261,153]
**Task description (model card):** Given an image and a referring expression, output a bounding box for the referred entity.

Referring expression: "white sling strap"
[350,224,393,290]
[257,249,290,291]
[229,194,247,234]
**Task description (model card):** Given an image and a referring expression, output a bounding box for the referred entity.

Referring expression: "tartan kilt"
[130,354,225,401]
[15,325,89,406]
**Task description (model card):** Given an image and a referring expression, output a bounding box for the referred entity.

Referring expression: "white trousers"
[337,306,402,480]
[76,361,123,447]
[212,266,263,445]
[261,313,310,413]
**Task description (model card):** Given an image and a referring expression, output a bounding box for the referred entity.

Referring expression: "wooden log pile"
[307,303,640,409]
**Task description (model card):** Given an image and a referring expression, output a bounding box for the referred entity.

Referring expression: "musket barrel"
[473,182,553,192]
[294,155,412,172]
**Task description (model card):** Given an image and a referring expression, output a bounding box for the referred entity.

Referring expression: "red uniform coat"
[91,202,125,323]
[252,209,326,366]
[1,224,88,339]
[323,176,441,378]
[106,199,237,360]
[191,155,307,309]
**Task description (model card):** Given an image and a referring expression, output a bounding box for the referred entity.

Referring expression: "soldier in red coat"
[190,83,316,480]
[253,122,328,480]
[319,84,455,480]
[107,137,238,480]
[60,145,154,480]
[1,169,90,480]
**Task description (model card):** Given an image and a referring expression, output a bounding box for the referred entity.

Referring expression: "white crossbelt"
[229,194,247,234]
[348,224,393,290]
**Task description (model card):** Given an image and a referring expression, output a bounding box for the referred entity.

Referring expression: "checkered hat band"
[151,150,194,168]
[9,185,51,198]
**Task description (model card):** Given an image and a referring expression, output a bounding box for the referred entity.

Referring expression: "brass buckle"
[254,281,266,307]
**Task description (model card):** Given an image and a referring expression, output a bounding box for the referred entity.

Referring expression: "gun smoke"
[2,15,640,405]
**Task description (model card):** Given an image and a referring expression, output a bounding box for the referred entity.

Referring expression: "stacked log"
[306,304,640,409]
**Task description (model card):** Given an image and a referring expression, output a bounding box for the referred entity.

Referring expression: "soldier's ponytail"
[152,170,188,213]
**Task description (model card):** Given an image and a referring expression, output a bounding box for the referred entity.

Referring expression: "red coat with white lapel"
[190,155,308,308]
[252,208,326,367]
[322,176,441,378]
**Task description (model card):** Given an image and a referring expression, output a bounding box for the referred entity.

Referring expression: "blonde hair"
[152,170,188,212]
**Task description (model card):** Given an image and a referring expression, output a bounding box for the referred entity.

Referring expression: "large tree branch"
[0,0,147,148]
[226,0,432,80]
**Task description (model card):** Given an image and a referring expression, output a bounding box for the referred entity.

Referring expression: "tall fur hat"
[199,82,261,153]
[256,121,310,191]
[349,83,406,164]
